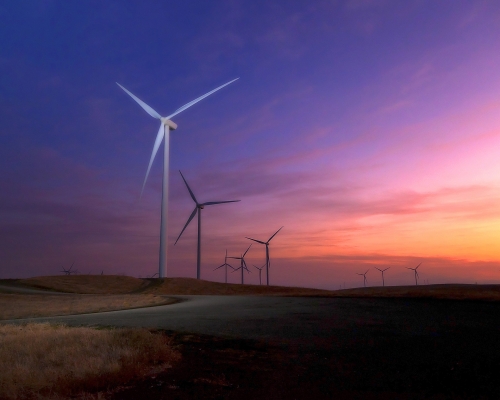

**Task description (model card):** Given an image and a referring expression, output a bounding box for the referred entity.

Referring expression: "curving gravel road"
[5,295,500,346]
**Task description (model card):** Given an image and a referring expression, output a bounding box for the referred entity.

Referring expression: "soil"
[108,324,499,400]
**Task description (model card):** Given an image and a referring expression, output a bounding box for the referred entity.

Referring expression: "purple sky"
[2,1,500,289]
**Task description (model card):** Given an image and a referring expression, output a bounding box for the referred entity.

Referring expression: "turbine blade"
[375,267,382,272]
[116,83,162,120]
[202,200,240,206]
[243,244,252,257]
[214,264,224,271]
[141,123,164,196]
[415,262,422,269]
[174,207,198,245]
[179,171,198,204]
[267,226,284,243]
[166,78,239,120]
[245,237,266,245]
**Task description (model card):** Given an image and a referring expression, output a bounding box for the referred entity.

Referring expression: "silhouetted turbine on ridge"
[406,263,421,286]
[375,267,390,287]
[357,270,369,287]
[60,262,75,275]
[116,78,239,278]
[229,245,252,285]
[214,250,234,284]
[175,171,240,280]
[253,264,265,286]
[245,226,283,286]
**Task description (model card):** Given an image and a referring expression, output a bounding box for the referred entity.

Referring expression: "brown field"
[18,275,149,294]
[328,283,500,301]
[140,277,335,296]
[0,294,174,320]
[10,275,500,301]
[0,276,499,399]
[0,323,180,400]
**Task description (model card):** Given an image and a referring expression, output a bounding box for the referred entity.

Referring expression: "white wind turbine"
[117,78,239,278]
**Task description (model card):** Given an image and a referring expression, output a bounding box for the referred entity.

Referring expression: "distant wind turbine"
[375,267,390,287]
[357,270,369,287]
[60,262,75,276]
[407,263,421,286]
[214,250,234,283]
[253,264,265,286]
[229,245,252,284]
[175,171,240,280]
[61,262,78,275]
[117,78,239,278]
[245,226,283,286]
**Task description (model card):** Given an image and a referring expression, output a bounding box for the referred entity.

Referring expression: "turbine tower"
[245,226,283,286]
[229,245,252,284]
[375,267,390,287]
[175,171,240,279]
[253,264,265,285]
[357,270,369,287]
[407,263,421,286]
[213,250,234,283]
[117,78,239,278]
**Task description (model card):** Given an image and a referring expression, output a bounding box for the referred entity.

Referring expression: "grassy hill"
[9,275,500,301]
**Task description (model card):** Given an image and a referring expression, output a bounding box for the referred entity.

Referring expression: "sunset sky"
[1,1,500,288]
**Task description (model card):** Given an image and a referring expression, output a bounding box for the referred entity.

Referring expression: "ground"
[1,276,499,399]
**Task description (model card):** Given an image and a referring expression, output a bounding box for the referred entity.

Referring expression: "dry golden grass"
[14,275,500,301]
[141,277,334,296]
[20,275,147,294]
[0,323,180,399]
[330,284,500,301]
[143,279,500,301]
[0,294,174,320]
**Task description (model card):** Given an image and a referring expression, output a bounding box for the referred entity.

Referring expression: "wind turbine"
[357,270,369,287]
[117,78,239,278]
[175,170,240,279]
[213,250,234,283]
[375,267,390,287]
[229,245,252,284]
[407,263,421,286]
[253,264,265,286]
[60,262,75,275]
[245,226,283,286]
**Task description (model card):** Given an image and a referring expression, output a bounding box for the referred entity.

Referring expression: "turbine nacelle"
[161,118,177,130]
